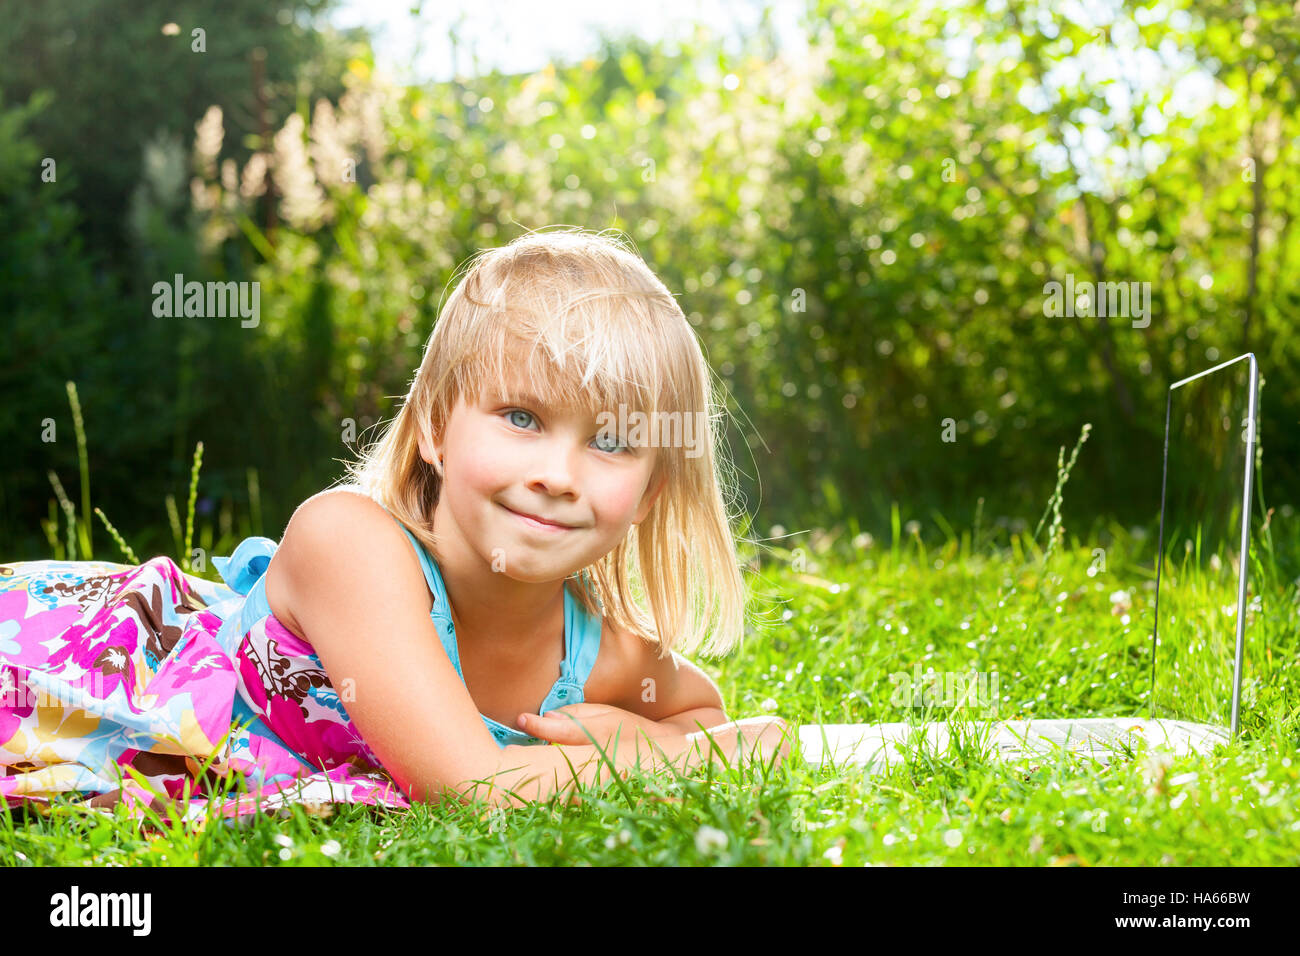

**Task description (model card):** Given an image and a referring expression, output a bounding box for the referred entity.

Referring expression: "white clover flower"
[1142,750,1174,793]
[694,825,728,855]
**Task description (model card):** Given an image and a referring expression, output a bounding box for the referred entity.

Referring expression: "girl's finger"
[519,712,588,744]
[542,703,595,718]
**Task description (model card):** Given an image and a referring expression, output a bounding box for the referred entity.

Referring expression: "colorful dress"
[0,509,604,828]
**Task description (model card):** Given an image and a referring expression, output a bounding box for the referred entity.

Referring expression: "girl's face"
[420,382,666,583]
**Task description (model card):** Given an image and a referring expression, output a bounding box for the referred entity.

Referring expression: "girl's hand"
[728,716,794,764]
[518,703,679,747]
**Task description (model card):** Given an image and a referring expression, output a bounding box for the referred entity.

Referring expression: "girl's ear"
[634,472,668,525]
[417,431,439,465]
[417,432,446,478]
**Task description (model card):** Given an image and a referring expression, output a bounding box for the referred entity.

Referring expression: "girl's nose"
[525,439,581,496]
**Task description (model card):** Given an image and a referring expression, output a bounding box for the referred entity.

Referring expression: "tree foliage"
[3,0,1296,556]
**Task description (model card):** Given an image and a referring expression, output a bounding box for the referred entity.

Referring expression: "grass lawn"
[4,497,1297,867]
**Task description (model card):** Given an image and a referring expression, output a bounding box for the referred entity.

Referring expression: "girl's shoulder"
[265,488,430,641]
[280,487,399,552]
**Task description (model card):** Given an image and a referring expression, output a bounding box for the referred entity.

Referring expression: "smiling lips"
[504,505,576,532]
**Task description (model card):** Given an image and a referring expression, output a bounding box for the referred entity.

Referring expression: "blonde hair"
[340,226,750,660]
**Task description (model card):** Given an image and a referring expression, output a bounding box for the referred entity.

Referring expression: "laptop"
[799,353,1262,770]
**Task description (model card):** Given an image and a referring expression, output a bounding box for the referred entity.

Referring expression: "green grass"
[5,407,1299,865]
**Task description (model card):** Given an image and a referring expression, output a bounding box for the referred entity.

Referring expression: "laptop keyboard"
[1001,722,1145,753]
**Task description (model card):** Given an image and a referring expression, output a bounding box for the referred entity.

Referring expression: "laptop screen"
[1150,353,1260,736]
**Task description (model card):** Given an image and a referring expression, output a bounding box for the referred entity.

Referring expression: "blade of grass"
[47,470,78,561]
[1034,423,1092,592]
[94,508,139,564]
[41,500,62,559]
[65,381,92,559]
[165,494,183,559]
[183,441,204,573]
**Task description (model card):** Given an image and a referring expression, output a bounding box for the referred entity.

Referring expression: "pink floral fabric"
[0,548,411,828]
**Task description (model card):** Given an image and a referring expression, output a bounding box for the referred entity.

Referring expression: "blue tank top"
[385,513,604,748]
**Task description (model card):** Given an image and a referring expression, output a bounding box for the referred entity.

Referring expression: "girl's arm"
[516,625,753,747]
[597,623,734,731]
[466,716,791,809]
[519,702,731,745]
[272,489,513,803]
[656,706,731,735]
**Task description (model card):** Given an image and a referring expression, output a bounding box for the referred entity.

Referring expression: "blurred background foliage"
[2,0,1297,560]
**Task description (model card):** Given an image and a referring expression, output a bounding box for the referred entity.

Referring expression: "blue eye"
[502,409,629,454]
[593,430,627,454]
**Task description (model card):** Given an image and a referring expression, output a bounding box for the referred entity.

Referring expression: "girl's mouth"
[502,505,575,533]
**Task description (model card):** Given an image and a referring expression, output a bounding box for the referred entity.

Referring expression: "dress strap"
[382,511,464,676]
[559,584,603,688]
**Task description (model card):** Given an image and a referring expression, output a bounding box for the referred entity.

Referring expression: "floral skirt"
[0,547,412,828]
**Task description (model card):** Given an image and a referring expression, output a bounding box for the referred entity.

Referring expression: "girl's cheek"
[597,479,645,525]
[466,430,516,475]
[447,447,503,502]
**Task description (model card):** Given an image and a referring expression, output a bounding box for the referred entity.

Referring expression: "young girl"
[0,227,790,825]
